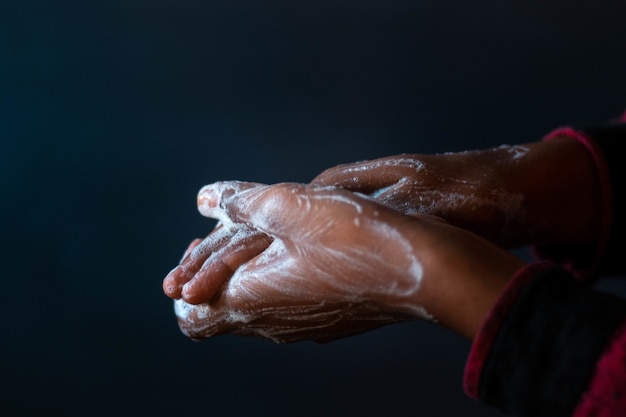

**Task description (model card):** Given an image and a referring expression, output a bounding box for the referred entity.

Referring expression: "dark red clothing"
[463,115,626,417]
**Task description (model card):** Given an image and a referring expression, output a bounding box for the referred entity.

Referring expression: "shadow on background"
[2,1,626,416]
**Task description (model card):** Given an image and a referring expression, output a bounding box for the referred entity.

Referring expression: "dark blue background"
[2,1,625,416]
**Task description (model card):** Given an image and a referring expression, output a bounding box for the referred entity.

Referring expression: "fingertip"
[165,237,205,299]
[162,269,183,299]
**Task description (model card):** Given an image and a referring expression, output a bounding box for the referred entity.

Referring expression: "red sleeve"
[573,320,626,417]
[463,262,626,417]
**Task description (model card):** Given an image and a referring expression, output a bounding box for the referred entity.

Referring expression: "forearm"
[420,247,523,341]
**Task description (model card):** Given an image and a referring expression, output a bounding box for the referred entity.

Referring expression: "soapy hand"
[310,149,527,247]
[309,137,602,250]
[165,181,431,343]
[163,181,523,343]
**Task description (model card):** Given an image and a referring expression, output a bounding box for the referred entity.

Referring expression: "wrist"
[404,218,525,340]
[504,137,602,247]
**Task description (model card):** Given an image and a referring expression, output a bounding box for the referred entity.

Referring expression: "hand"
[163,181,524,343]
[310,149,527,246]
[310,137,602,248]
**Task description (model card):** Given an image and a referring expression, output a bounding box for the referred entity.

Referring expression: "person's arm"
[310,118,626,281]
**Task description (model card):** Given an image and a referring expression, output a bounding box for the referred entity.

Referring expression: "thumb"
[197,181,303,237]
[197,181,264,225]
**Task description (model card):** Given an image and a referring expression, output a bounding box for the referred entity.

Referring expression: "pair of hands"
[162,138,599,343]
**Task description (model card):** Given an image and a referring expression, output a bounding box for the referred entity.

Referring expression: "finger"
[197,181,314,238]
[182,230,273,304]
[198,181,390,241]
[162,225,236,299]
[162,237,203,299]
[310,155,422,192]
[197,180,274,230]
[197,181,264,223]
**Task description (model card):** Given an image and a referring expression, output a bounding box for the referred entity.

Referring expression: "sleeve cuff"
[463,261,555,398]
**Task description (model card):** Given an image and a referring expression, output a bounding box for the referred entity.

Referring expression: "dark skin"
[163,136,601,342]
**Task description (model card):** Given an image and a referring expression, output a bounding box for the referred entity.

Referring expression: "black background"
[2,1,626,416]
